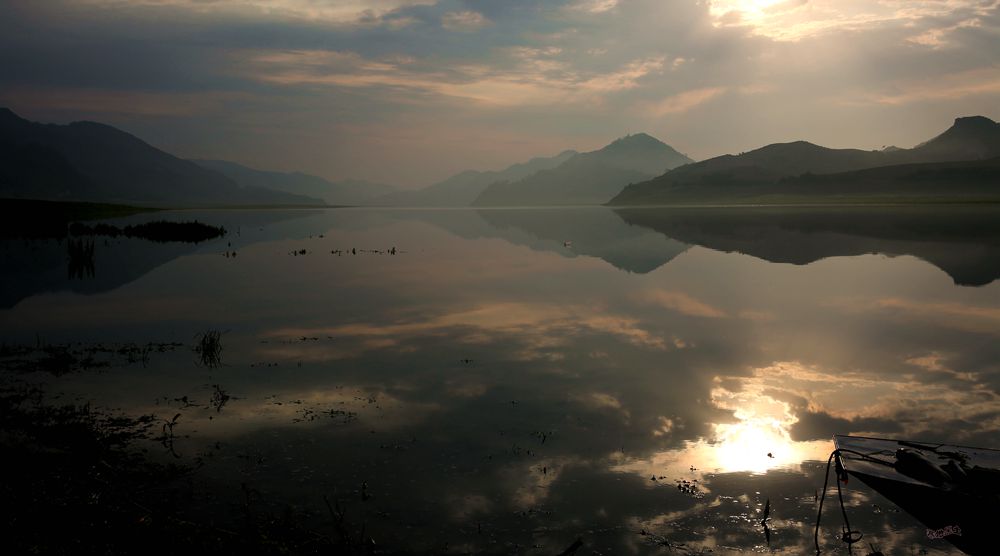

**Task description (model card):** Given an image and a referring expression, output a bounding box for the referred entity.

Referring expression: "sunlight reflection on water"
[3,206,996,554]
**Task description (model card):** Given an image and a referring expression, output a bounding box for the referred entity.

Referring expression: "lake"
[2,206,999,555]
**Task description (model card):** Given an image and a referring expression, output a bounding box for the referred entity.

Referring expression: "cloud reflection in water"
[2,207,997,554]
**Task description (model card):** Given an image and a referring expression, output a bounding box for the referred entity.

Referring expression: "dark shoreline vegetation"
[0,199,226,242]
[0,338,381,555]
[0,381,380,555]
[603,193,1000,208]
[69,220,227,243]
[0,198,159,239]
[604,160,1000,206]
[603,196,1000,208]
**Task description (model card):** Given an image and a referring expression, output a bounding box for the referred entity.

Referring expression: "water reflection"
[0,209,326,308]
[2,206,997,554]
[615,206,1000,286]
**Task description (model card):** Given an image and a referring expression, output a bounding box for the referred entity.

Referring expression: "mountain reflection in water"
[1,206,997,554]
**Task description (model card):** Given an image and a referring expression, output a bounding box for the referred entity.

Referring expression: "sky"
[2,0,999,187]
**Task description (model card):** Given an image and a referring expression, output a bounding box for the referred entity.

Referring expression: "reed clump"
[194,330,224,368]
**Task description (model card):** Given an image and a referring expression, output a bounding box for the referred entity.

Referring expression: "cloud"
[860,67,1000,106]
[641,290,728,318]
[2,0,998,184]
[708,0,999,41]
[906,16,984,47]
[441,10,490,31]
[242,47,667,107]
[0,86,251,117]
[74,0,438,24]
[715,360,1000,444]
[832,296,1000,335]
[261,301,671,362]
[643,86,727,117]
[568,0,620,13]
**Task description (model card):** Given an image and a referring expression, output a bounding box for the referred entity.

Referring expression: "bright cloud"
[244,48,668,107]
[709,0,998,41]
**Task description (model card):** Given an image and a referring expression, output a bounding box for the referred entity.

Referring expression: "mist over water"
[2,206,998,554]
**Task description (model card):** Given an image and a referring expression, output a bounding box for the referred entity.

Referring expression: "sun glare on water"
[713,416,802,474]
[612,395,833,482]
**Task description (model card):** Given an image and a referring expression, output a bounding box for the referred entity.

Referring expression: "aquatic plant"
[194,330,224,368]
[66,237,95,279]
[210,383,231,412]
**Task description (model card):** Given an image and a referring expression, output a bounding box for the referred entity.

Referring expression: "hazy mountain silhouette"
[614,207,1000,286]
[912,115,1000,159]
[473,133,693,206]
[0,108,323,207]
[609,116,1000,205]
[192,159,396,206]
[370,150,578,207]
[476,209,690,272]
[378,208,690,273]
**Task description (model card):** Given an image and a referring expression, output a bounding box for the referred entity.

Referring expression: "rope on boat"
[814,449,895,554]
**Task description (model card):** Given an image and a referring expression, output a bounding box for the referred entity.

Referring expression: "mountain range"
[4,106,998,209]
[0,108,323,207]
[609,116,1000,205]
[472,133,692,206]
[369,149,579,207]
[191,159,396,206]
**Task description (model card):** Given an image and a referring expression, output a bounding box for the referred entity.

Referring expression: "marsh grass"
[67,237,95,279]
[194,330,224,368]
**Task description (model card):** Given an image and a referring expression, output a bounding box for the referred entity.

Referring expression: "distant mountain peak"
[606,132,666,148]
[472,133,693,206]
[915,114,1000,157]
[609,114,1000,206]
[67,119,139,135]
[757,140,821,150]
[0,107,28,127]
[953,115,997,128]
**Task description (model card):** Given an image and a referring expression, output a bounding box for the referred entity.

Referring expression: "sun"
[711,0,786,17]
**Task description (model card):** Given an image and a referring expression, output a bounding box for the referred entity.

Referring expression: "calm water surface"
[2,206,999,554]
